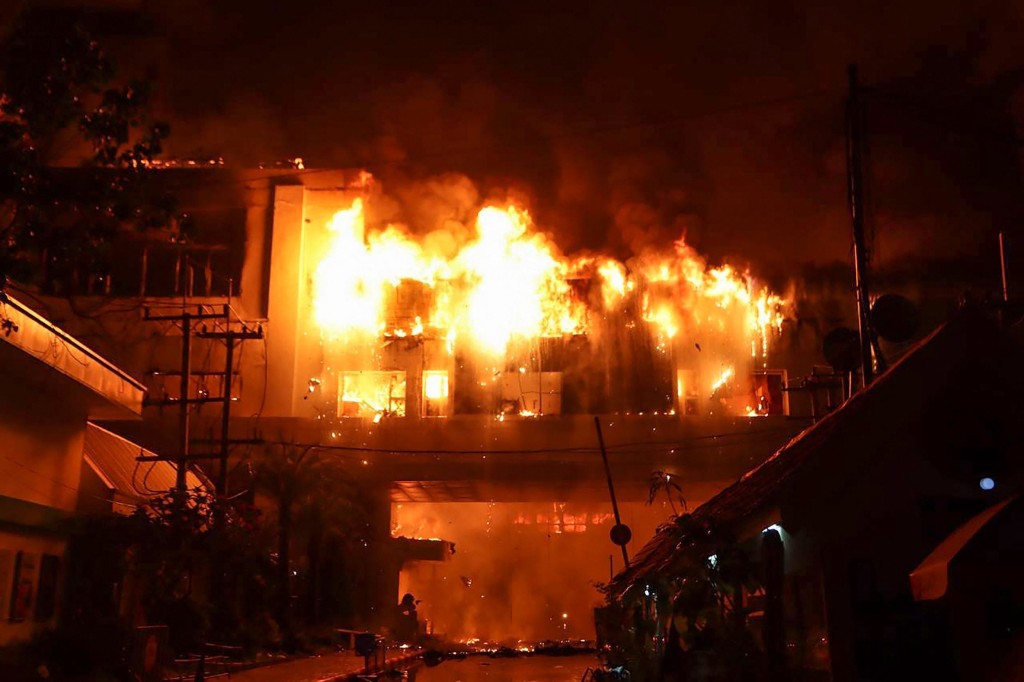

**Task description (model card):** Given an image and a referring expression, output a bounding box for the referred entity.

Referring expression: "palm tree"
[254,441,322,647]
[293,461,368,625]
[647,470,687,516]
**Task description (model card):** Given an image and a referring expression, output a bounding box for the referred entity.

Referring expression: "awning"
[0,294,145,418]
[910,495,1017,601]
[84,423,205,512]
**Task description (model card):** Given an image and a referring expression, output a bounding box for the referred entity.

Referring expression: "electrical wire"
[261,424,802,456]
[3,455,138,510]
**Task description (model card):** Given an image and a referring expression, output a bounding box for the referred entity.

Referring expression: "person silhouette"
[395,593,419,641]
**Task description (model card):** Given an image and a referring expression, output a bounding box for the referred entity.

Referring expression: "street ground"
[229,648,419,682]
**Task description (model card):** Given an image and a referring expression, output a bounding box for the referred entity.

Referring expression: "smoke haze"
[394,500,677,642]
[3,0,1019,293]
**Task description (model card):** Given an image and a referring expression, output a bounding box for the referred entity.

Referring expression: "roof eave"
[0,294,145,418]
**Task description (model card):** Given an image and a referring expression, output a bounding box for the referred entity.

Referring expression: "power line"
[261,424,802,456]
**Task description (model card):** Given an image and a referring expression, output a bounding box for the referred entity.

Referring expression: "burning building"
[1,0,1020,656]
[250,170,804,640]
[20,165,816,642]
[269,171,788,424]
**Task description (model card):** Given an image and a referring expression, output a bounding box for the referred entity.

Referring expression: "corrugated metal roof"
[84,423,204,511]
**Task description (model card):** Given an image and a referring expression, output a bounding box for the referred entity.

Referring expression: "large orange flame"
[311,186,788,418]
[457,206,585,355]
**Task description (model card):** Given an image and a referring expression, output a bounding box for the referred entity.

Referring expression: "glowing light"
[745,405,766,418]
[423,372,449,400]
[980,477,995,490]
[313,198,447,339]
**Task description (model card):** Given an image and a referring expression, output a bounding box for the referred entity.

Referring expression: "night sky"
[3,0,1024,289]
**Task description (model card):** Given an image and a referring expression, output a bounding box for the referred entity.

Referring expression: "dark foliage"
[0,8,187,293]
[59,488,275,675]
[601,515,767,681]
[253,442,375,646]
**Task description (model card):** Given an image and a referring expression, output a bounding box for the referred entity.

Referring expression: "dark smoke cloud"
[4,0,1024,296]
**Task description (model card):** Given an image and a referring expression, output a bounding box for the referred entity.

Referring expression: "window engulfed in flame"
[677,369,699,416]
[424,372,449,401]
[338,371,406,419]
[458,206,586,355]
[312,198,585,352]
[711,367,735,394]
[314,199,449,339]
[422,370,449,418]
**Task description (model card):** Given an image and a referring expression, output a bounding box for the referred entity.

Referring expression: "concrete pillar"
[265,185,306,417]
[264,184,368,418]
[359,482,400,629]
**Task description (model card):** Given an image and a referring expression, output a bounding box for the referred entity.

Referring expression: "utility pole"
[999,232,1009,303]
[145,305,231,491]
[595,417,630,569]
[143,304,263,495]
[197,326,263,494]
[177,310,191,491]
[846,64,876,387]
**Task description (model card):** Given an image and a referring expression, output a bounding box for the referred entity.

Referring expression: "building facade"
[0,293,147,645]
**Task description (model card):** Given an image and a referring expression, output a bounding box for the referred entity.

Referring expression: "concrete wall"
[0,390,86,514]
[0,387,90,646]
[265,179,367,418]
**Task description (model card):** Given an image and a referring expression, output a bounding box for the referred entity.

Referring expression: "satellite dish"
[871,294,919,343]
[822,327,861,373]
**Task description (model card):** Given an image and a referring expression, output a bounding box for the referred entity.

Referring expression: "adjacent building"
[0,292,190,645]
[606,304,1024,680]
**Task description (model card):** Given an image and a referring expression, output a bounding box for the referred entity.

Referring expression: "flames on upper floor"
[301,173,793,423]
